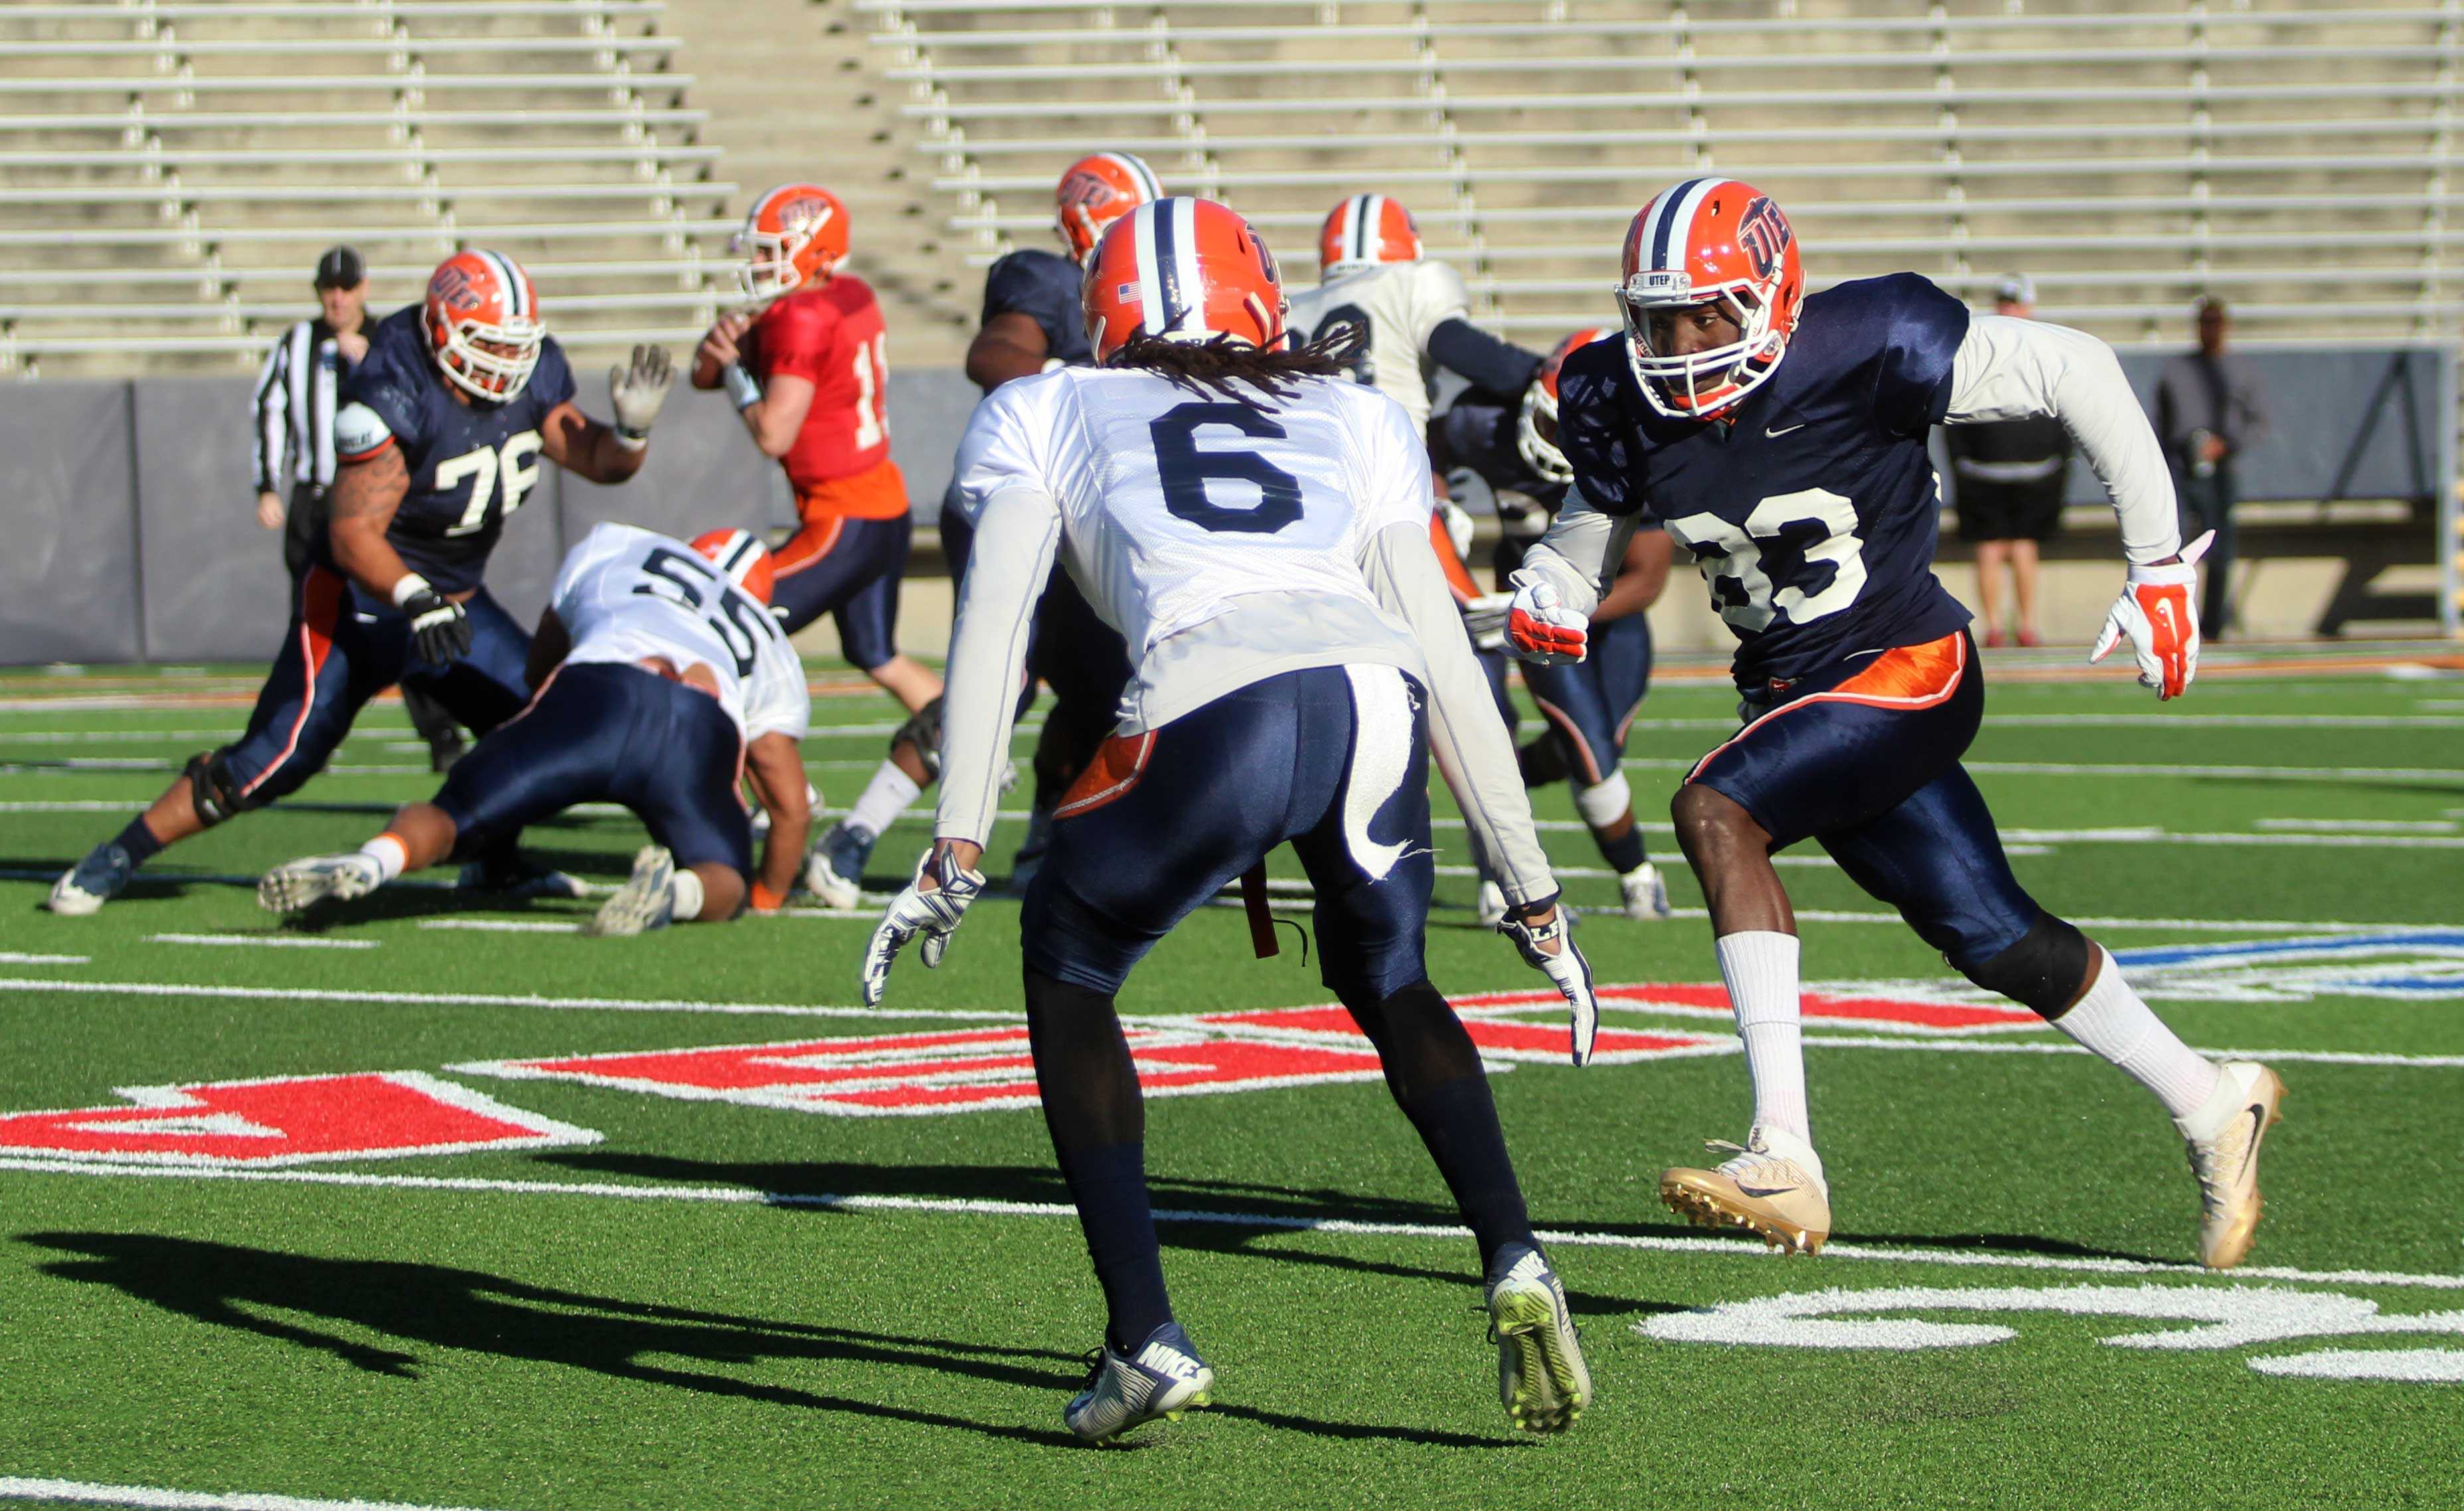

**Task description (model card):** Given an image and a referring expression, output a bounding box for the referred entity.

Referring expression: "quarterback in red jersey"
[693,183,941,718]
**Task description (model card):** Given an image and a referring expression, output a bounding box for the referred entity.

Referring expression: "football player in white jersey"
[860,198,1596,1443]
[258,524,811,936]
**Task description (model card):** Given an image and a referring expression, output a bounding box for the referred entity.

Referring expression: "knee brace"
[890,695,945,783]
[1574,771,1634,831]
[1955,912,2094,1019]
[183,750,256,829]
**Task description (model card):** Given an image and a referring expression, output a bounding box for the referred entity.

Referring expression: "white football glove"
[1440,499,1476,564]
[2090,530,2213,701]
[1461,591,1515,651]
[1503,576,1588,665]
[859,846,986,1006]
[608,343,675,447]
[1498,904,1601,1066]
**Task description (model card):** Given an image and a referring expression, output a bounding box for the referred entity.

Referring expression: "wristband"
[613,423,651,452]
[749,880,785,914]
[722,362,763,412]
[390,574,435,610]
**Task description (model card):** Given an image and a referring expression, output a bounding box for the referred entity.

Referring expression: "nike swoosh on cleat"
[1735,1182,1803,1198]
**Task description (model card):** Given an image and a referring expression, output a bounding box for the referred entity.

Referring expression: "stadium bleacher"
[0,0,732,377]
[870,0,2463,349]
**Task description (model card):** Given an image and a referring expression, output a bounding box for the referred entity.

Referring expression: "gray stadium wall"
[0,346,2451,665]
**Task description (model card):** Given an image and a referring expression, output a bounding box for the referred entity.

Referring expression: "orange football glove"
[1504,578,1589,665]
[2090,530,2214,700]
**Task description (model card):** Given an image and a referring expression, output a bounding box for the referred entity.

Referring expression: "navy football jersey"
[1556,272,1973,690]
[1430,387,1569,509]
[981,247,1092,367]
[328,304,578,594]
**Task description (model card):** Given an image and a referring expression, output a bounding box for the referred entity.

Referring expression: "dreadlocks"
[1106,323,1367,406]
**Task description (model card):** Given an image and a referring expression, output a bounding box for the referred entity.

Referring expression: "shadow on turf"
[23,1232,1523,1451]
[542,1151,2172,1284]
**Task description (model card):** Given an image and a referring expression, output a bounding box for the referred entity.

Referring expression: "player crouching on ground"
[260,524,811,936]
[862,198,1598,1442]
[1504,179,2281,1268]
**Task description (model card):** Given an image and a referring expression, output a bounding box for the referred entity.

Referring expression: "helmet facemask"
[433,312,542,402]
[1618,274,1786,420]
[734,223,814,304]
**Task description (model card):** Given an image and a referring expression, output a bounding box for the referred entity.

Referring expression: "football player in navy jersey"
[1505,180,2282,1271]
[47,250,675,915]
[810,152,1157,906]
[1432,326,1678,922]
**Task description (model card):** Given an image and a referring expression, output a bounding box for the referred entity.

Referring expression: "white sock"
[2053,947,2220,1119]
[669,868,705,923]
[357,834,407,883]
[1718,931,1809,1144]
[845,760,922,840]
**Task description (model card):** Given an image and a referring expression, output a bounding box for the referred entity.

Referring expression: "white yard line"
[417,920,581,935]
[1621,714,2464,730]
[0,1156,2453,1294]
[2256,818,2459,833]
[0,1476,503,1511]
[1622,758,2464,783]
[1801,1035,2464,1069]
[0,951,86,965]
[0,977,1014,1022]
[149,933,379,951]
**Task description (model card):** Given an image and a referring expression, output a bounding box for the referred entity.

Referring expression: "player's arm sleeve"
[1872,273,1974,438]
[762,300,836,384]
[1359,520,1558,909]
[1945,314,2182,565]
[252,329,291,492]
[746,655,813,743]
[531,336,579,412]
[1510,487,1639,619]
[936,485,1060,847]
[1426,319,1544,397]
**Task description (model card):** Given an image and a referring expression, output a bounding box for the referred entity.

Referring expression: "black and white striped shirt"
[250,317,353,493]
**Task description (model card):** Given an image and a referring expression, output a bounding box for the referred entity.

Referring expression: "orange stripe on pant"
[1686,631,1968,785]
[239,566,344,799]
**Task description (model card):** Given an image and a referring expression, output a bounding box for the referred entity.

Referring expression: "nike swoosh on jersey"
[1766,422,1807,437]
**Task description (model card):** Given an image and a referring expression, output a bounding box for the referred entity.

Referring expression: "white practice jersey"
[1285,258,1471,431]
[550,522,811,742]
[953,366,1433,728]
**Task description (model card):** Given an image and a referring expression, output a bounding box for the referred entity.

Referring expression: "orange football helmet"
[1517,327,1613,485]
[1617,177,1804,419]
[1319,193,1422,276]
[1055,151,1163,266]
[1083,197,1285,363]
[424,250,543,402]
[735,183,849,303]
[691,527,775,606]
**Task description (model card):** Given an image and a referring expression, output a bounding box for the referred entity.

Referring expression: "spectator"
[1945,274,2071,646]
[2156,296,2269,639]
[247,245,463,769]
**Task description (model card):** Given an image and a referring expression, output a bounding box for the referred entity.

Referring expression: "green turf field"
[1,651,2459,1510]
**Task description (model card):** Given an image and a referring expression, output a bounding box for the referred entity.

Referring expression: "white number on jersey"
[437,431,544,537]
[1665,487,1869,633]
[629,545,788,676]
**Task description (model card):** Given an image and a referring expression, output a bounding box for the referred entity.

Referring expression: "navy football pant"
[1023,664,1434,1004]
[1686,629,2041,971]
[1523,609,1653,786]
[432,661,754,876]
[770,512,908,669]
[216,566,531,808]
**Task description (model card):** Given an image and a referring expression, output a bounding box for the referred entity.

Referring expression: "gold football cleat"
[2178,1060,2285,1271]
[1660,1128,1832,1255]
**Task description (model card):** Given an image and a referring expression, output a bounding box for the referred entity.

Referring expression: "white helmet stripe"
[1169,197,1207,335]
[1641,177,1727,276]
[1132,202,1167,336]
[473,248,526,320]
[1100,151,1161,204]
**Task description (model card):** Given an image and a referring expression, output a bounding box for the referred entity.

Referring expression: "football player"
[260,525,807,933]
[693,183,937,704]
[862,199,1598,1443]
[1434,327,1679,922]
[47,251,674,915]
[806,153,1156,907]
[1286,193,1549,436]
[1503,179,2282,1267]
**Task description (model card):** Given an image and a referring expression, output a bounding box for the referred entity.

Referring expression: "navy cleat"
[803,819,875,911]
[586,846,677,937]
[1485,1243,1592,1433]
[1064,1321,1214,1443]
[46,841,133,917]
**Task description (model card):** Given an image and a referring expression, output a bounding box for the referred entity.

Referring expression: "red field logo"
[0,1072,600,1166]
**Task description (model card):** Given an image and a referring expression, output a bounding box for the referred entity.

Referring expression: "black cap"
[313,244,366,289]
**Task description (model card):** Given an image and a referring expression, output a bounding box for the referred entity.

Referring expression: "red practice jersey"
[744,276,899,517]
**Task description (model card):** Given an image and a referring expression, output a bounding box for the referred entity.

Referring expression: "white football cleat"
[1475,880,1508,928]
[1660,1125,1833,1254]
[1485,1244,1591,1433]
[1063,1322,1214,1443]
[1618,860,1674,919]
[257,852,384,915]
[803,820,872,911]
[586,846,678,937]
[46,841,133,916]
[2176,1059,2285,1270]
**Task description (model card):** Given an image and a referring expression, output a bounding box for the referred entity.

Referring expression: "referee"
[248,245,463,769]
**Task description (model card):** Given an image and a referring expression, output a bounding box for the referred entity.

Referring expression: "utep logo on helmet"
[431,261,479,305]
[780,195,835,236]
[1736,196,1792,280]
